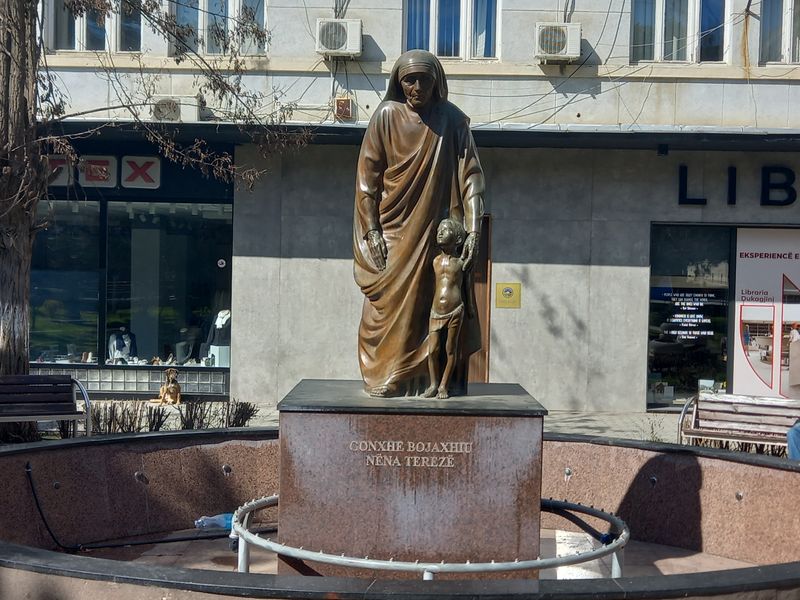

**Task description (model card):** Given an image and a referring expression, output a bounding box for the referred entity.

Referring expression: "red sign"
[78,155,116,188]
[48,155,161,189]
[47,155,72,186]
[121,156,161,189]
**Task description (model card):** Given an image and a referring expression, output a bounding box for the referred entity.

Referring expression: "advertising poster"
[734,229,800,398]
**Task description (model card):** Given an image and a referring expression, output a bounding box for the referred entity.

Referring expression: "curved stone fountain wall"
[0,429,797,599]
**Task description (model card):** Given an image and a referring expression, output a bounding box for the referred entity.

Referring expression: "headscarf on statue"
[383,49,449,104]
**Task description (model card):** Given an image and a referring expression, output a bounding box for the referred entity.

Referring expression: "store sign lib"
[679,165,798,206]
[48,155,161,189]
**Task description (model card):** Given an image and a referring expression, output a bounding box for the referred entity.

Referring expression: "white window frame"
[403,0,500,61]
[42,0,149,53]
[631,0,729,62]
[168,0,265,56]
[760,0,800,63]
[44,0,109,52]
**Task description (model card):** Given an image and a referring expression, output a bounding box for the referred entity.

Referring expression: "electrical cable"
[25,462,82,552]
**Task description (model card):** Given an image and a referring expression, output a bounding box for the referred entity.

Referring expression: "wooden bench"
[0,375,91,437]
[678,391,800,454]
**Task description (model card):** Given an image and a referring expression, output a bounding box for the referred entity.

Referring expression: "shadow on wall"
[616,453,702,551]
[360,34,387,62]
[488,264,593,411]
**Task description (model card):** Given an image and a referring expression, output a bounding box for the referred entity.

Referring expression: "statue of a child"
[423,218,475,399]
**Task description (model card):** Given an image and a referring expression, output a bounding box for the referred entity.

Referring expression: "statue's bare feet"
[368,383,398,397]
[422,385,437,398]
[437,388,449,399]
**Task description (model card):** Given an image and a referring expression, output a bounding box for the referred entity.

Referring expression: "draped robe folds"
[353,99,485,393]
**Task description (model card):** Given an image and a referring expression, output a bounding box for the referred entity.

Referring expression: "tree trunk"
[0,0,45,375]
[0,206,34,375]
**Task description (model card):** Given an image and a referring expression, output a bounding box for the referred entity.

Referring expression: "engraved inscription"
[349,440,473,468]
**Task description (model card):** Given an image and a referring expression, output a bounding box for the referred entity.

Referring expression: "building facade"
[37,0,800,414]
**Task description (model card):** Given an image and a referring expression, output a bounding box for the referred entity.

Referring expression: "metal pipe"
[232,496,629,577]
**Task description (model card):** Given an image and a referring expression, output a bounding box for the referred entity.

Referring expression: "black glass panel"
[648,225,731,405]
[30,201,101,363]
[105,202,232,366]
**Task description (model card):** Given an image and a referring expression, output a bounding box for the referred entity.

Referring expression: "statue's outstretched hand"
[366,229,388,271]
[461,231,480,272]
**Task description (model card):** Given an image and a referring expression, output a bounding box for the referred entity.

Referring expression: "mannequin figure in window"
[108,326,138,364]
[206,309,231,367]
[175,328,193,365]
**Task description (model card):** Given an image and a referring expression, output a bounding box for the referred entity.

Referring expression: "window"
[647,225,731,406]
[47,0,143,52]
[50,0,107,51]
[31,200,233,367]
[105,202,232,366]
[406,0,497,59]
[631,0,655,61]
[759,0,800,63]
[241,0,266,54]
[630,0,727,62]
[31,201,101,364]
[699,0,724,61]
[119,0,142,52]
[168,0,266,55]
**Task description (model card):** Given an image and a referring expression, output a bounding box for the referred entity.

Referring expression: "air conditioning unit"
[534,22,581,61]
[316,18,362,57]
[150,96,201,122]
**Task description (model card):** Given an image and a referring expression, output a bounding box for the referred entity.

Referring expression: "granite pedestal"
[277,379,547,579]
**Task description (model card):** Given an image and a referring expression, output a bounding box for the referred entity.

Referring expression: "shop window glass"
[648,225,731,405]
[30,201,101,364]
[105,202,232,367]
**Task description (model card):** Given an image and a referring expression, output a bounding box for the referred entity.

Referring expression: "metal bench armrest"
[71,379,92,437]
[677,395,698,444]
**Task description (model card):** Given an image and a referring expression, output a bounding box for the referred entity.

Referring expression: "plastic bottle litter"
[194,513,233,529]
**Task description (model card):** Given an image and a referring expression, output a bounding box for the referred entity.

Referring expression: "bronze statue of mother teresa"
[353,50,485,398]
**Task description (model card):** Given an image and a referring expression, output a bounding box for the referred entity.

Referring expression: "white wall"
[231,144,800,416]
[43,0,800,131]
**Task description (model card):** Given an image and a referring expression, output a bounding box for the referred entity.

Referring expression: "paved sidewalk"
[252,409,681,444]
[543,410,680,444]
